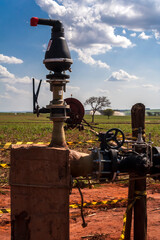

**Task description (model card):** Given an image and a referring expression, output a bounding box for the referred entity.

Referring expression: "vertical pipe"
[50,120,67,147]
[131,103,147,240]
[47,79,69,148]
[53,85,63,104]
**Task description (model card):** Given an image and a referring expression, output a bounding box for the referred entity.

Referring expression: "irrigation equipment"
[64,97,85,130]
[70,127,160,180]
[29,17,160,240]
[31,17,73,147]
[33,79,85,130]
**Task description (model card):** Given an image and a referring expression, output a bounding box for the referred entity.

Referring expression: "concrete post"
[10,145,70,240]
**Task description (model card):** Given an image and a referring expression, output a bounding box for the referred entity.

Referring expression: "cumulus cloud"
[130,32,136,37]
[106,69,138,82]
[35,0,160,38]
[0,54,23,64]
[0,92,11,99]
[35,0,133,69]
[35,0,66,17]
[67,85,80,92]
[96,88,110,94]
[0,64,35,84]
[153,29,160,40]
[6,84,29,95]
[138,32,152,40]
[73,48,110,69]
[0,73,32,84]
[15,76,33,84]
[100,0,160,32]
[142,84,160,92]
[0,65,15,79]
[35,0,160,68]
[142,84,154,88]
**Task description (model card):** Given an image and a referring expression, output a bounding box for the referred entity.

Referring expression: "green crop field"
[0,113,160,146]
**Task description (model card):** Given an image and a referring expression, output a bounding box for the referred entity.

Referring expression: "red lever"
[30,17,39,26]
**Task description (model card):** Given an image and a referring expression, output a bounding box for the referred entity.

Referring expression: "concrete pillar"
[10,145,70,240]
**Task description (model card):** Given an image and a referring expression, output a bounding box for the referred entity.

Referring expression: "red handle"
[30,17,39,26]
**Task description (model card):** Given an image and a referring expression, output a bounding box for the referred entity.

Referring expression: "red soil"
[0,183,160,240]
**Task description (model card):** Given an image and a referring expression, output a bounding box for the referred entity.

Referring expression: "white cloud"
[0,65,36,84]
[67,85,80,92]
[42,43,47,52]
[35,0,160,40]
[0,65,15,79]
[96,88,110,95]
[15,76,33,84]
[106,69,138,82]
[0,54,23,64]
[142,84,160,92]
[35,0,66,17]
[130,32,136,37]
[153,29,160,40]
[0,92,11,99]
[35,0,133,69]
[142,84,154,88]
[6,84,29,95]
[34,0,160,76]
[138,32,152,40]
[100,0,160,32]
[117,89,122,92]
[73,48,110,69]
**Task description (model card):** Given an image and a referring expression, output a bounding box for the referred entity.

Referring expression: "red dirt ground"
[0,182,160,240]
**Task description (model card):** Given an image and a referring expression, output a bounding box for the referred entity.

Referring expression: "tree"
[103,108,114,119]
[146,112,152,116]
[84,96,111,123]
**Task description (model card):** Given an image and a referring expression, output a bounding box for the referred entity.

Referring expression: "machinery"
[29,17,160,236]
[31,18,85,131]
[87,127,160,182]
[31,17,73,146]
[30,17,160,180]
[64,97,85,130]
[33,78,85,129]
[69,125,160,184]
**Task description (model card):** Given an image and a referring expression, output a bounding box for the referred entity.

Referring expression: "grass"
[84,114,132,124]
[0,112,50,123]
[0,113,160,145]
[0,123,53,143]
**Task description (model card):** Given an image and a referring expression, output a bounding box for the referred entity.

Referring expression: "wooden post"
[10,145,70,240]
[125,103,147,240]
[131,103,147,240]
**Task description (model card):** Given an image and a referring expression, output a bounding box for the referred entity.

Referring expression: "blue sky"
[0,0,160,112]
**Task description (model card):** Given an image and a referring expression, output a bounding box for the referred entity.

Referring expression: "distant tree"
[84,96,111,123]
[147,112,152,116]
[103,108,114,119]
